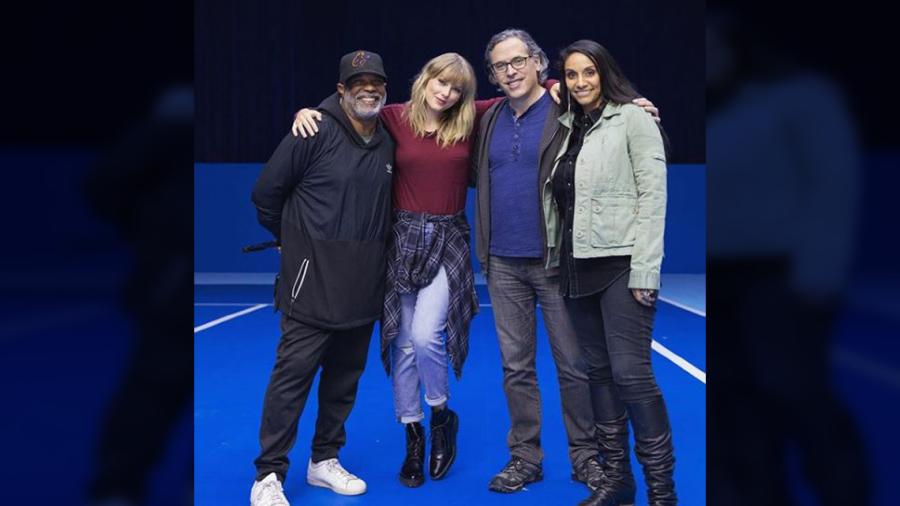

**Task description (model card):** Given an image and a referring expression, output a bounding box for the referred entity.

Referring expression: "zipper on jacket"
[272,274,280,313]
[288,258,309,317]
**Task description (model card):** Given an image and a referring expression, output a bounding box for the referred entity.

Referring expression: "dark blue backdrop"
[195,0,704,164]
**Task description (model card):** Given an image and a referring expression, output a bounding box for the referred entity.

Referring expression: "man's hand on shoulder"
[632,98,660,123]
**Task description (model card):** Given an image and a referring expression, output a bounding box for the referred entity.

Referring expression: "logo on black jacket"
[385,163,393,174]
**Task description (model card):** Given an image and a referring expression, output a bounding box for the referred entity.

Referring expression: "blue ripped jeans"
[390,223,451,423]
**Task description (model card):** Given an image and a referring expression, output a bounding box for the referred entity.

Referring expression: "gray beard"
[344,92,386,121]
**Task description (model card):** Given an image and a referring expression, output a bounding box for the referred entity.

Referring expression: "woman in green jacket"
[543,39,674,506]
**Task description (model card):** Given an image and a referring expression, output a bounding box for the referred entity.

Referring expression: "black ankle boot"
[579,384,635,506]
[399,422,425,487]
[429,407,458,479]
[627,397,676,506]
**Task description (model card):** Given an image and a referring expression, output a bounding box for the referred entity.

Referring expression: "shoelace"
[503,458,524,474]
[408,438,424,459]
[431,426,446,450]
[257,480,287,505]
[326,459,357,483]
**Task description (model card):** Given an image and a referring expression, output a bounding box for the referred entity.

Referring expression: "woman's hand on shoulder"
[292,108,323,138]
[550,82,561,104]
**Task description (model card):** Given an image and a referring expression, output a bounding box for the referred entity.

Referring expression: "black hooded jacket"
[252,93,395,329]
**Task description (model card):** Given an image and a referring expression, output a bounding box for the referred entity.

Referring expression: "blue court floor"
[195,275,707,505]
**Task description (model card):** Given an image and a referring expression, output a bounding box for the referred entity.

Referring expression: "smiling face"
[564,52,603,112]
[489,37,541,101]
[338,73,387,120]
[424,72,463,114]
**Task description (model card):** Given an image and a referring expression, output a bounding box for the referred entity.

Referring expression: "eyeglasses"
[489,55,532,75]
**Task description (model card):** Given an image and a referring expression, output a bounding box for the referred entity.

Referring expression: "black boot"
[399,422,425,487]
[628,397,677,506]
[429,407,458,479]
[578,384,635,506]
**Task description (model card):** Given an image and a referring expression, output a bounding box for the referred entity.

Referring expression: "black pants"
[564,272,661,403]
[254,314,374,482]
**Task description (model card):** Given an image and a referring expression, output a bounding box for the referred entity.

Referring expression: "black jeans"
[254,314,374,482]
[564,272,661,403]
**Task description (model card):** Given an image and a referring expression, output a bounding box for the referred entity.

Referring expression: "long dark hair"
[558,39,670,154]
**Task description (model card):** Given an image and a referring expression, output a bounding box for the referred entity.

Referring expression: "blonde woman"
[294,52,498,487]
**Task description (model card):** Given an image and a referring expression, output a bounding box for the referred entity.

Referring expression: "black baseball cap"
[339,50,387,84]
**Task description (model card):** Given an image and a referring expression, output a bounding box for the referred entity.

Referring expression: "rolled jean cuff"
[399,412,425,424]
[424,394,448,407]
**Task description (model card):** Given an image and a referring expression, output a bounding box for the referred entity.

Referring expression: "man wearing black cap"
[248,50,393,506]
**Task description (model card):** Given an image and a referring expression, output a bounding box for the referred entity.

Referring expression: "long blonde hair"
[405,53,477,148]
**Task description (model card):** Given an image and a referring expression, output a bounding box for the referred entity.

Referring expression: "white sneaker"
[250,472,290,506]
[306,458,367,495]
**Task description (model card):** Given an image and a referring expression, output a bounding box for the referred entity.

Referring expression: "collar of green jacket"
[558,101,625,129]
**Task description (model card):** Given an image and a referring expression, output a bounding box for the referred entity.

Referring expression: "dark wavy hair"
[558,39,670,153]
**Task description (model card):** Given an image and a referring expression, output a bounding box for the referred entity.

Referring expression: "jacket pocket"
[590,194,637,247]
[301,238,386,326]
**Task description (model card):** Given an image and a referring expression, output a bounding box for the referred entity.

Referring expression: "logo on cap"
[352,51,371,68]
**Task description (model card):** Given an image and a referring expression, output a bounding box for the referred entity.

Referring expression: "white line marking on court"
[652,339,706,384]
[192,301,706,384]
[195,302,264,307]
[658,296,706,317]
[194,304,268,333]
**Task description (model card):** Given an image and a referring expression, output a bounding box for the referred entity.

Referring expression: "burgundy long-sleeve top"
[379,99,498,215]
